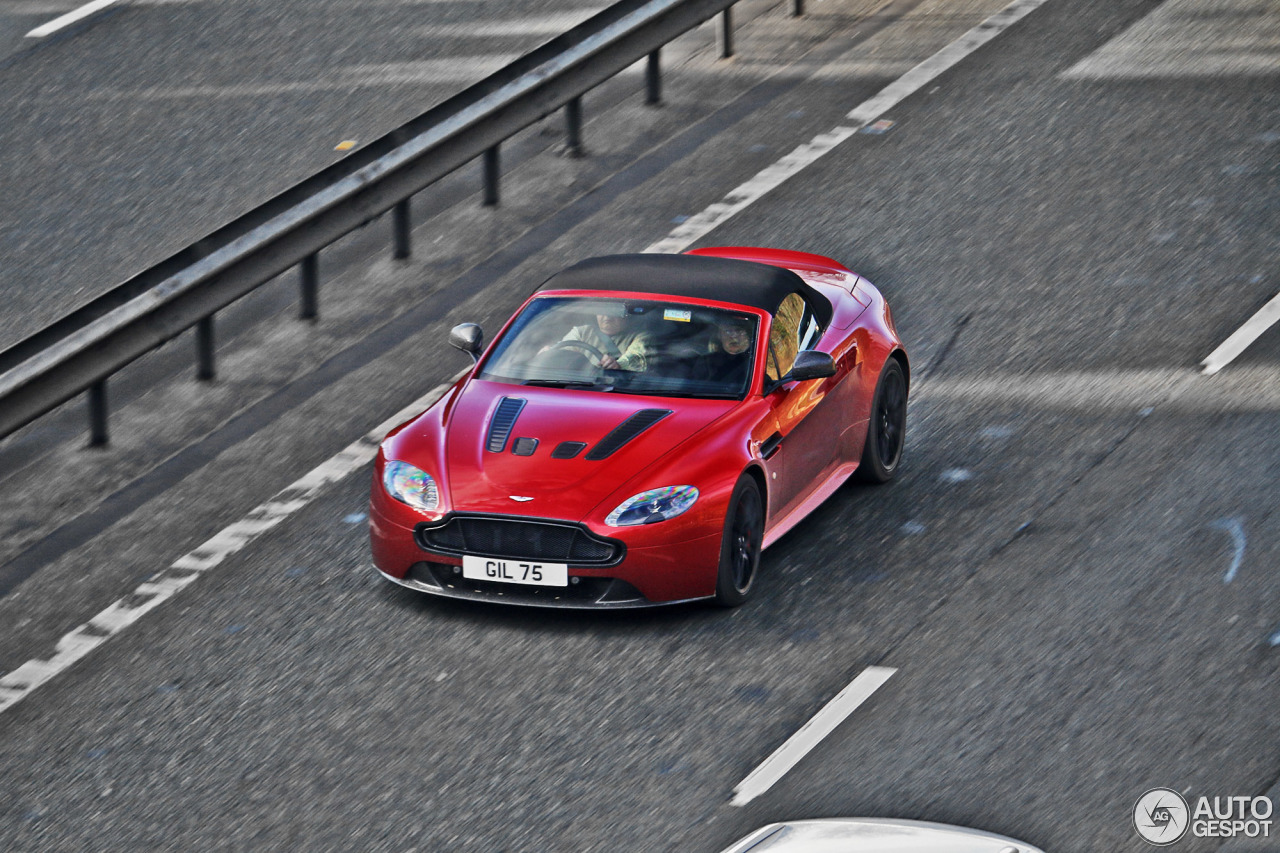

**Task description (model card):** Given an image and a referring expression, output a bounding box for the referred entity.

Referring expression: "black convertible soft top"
[537,254,833,327]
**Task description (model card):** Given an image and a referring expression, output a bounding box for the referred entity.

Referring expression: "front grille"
[417,515,623,565]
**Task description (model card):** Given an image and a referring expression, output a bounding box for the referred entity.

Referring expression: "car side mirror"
[783,350,836,383]
[449,323,483,363]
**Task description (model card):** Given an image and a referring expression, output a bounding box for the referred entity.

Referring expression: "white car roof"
[718,818,1045,853]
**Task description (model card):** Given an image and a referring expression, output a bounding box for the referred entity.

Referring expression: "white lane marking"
[0,377,460,716]
[644,0,1052,254]
[731,666,896,807]
[845,0,1049,124]
[1209,517,1247,584]
[645,127,859,254]
[25,0,120,37]
[1201,290,1280,375]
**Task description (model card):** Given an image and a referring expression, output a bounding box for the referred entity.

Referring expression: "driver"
[562,312,651,371]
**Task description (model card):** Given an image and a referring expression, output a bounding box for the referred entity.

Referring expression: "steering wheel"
[550,339,608,364]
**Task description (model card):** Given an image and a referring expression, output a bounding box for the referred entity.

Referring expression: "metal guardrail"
[0,0,803,445]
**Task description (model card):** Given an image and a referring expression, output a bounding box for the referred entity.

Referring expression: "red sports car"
[370,248,908,608]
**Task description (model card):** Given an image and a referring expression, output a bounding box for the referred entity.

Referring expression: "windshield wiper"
[610,388,740,399]
[522,379,612,389]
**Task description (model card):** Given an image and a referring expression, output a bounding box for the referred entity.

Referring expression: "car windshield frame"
[478,294,761,400]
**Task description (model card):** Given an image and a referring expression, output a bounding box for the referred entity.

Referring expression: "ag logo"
[1135,788,1190,845]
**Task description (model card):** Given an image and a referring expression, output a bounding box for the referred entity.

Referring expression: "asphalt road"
[0,0,614,352]
[1,0,1278,851]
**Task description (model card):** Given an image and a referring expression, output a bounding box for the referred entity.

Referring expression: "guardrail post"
[300,253,319,321]
[393,199,412,259]
[564,96,584,157]
[720,6,734,58]
[646,50,661,105]
[483,146,500,206]
[88,379,108,447]
[196,315,215,381]
[793,0,803,16]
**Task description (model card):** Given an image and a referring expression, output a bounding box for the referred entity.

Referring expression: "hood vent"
[486,397,527,453]
[585,409,672,460]
[551,441,587,459]
[511,437,538,456]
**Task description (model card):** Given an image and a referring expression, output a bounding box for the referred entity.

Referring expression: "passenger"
[693,317,753,385]
[563,312,651,371]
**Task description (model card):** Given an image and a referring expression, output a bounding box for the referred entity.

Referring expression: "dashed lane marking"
[0,378,459,716]
[25,0,119,37]
[645,0,1053,254]
[731,666,897,806]
[1201,290,1280,375]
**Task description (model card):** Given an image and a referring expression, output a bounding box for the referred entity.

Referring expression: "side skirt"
[762,460,860,549]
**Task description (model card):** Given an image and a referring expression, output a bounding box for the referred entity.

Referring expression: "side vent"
[550,441,587,459]
[585,409,672,460]
[486,397,526,453]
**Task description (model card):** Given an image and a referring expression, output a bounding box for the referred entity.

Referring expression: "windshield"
[479,296,758,399]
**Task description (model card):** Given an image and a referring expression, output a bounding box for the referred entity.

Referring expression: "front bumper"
[375,564,712,609]
[371,502,723,607]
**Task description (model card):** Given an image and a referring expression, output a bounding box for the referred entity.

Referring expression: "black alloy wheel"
[715,476,764,607]
[856,358,907,483]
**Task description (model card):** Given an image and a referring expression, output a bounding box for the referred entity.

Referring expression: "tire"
[855,357,907,483]
[714,475,764,607]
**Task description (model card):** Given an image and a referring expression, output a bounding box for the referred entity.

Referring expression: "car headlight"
[382,460,439,512]
[605,485,699,527]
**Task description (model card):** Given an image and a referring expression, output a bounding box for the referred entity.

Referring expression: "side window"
[766,293,821,382]
[798,308,822,351]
